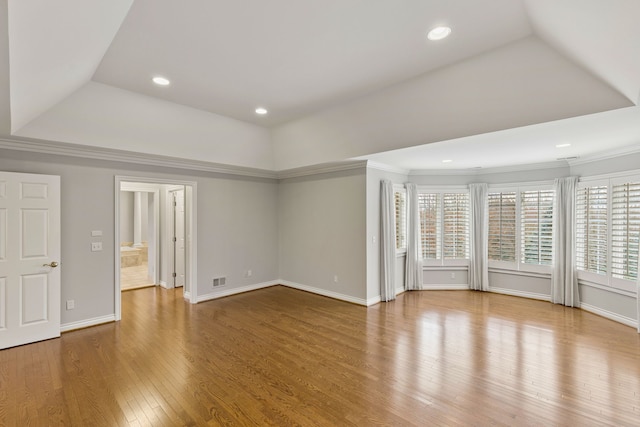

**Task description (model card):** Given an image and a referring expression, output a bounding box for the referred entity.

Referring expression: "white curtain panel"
[380,180,396,302]
[405,183,423,290]
[551,176,579,307]
[469,183,489,291]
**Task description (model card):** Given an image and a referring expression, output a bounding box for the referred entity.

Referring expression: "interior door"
[173,189,185,288]
[0,172,60,350]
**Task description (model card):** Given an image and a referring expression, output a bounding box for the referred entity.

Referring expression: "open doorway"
[115,176,198,320]
[119,185,158,291]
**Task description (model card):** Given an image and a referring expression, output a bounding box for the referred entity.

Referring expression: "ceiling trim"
[567,143,640,167]
[0,136,278,179]
[276,160,368,180]
[365,161,410,176]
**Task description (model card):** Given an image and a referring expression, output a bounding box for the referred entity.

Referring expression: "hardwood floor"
[1,286,639,426]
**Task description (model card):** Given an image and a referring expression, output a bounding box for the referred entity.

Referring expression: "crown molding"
[568,143,640,167]
[365,161,410,176]
[0,136,278,179]
[276,160,368,179]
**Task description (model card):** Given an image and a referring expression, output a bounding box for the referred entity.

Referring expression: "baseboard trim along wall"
[580,303,637,329]
[488,286,550,302]
[197,281,279,303]
[421,284,470,291]
[61,314,116,332]
[279,280,369,306]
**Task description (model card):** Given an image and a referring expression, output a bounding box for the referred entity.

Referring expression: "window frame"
[488,183,554,274]
[393,185,407,256]
[576,175,640,294]
[417,186,469,267]
[488,190,517,268]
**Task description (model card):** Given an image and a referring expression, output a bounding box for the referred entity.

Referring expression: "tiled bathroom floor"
[121,263,155,291]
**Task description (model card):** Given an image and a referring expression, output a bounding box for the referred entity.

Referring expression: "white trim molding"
[488,286,550,301]
[196,281,279,303]
[61,314,116,332]
[277,160,368,180]
[0,136,277,179]
[580,303,637,329]
[421,284,469,290]
[279,280,369,306]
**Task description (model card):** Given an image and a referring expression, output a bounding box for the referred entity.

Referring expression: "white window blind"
[394,190,407,251]
[488,192,516,262]
[611,182,640,280]
[418,193,440,260]
[520,190,553,266]
[443,193,469,259]
[576,186,607,274]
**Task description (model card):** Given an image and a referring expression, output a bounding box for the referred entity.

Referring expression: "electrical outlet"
[450,272,456,279]
[334,275,338,283]
[213,277,227,287]
[66,300,75,310]
[246,269,252,277]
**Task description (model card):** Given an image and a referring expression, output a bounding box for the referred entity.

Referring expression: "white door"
[0,172,60,349]
[173,189,185,288]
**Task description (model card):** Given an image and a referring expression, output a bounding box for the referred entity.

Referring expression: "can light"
[152,76,170,86]
[255,107,268,115]
[427,26,452,41]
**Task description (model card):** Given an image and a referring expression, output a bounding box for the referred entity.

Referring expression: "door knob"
[43,261,59,268]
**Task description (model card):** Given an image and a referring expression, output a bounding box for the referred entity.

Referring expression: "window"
[576,186,607,275]
[443,193,469,259]
[418,190,468,263]
[418,193,440,260]
[611,182,640,281]
[520,190,553,266]
[394,189,407,252]
[488,192,516,262]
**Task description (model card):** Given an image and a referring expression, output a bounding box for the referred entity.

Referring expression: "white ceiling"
[2,0,640,172]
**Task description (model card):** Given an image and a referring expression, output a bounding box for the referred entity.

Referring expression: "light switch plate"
[91,230,103,237]
[91,242,103,252]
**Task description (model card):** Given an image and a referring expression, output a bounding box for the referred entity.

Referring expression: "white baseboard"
[197,281,278,303]
[366,296,382,306]
[580,303,637,329]
[279,280,368,306]
[159,280,170,289]
[61,314,116,332]
[488,286,550,301]
[421,284,469,290]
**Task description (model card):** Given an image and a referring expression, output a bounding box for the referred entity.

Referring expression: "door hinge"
[172,272,177,278]
[173,237,177,242]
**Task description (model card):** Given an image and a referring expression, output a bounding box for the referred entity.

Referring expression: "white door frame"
[114,176,197,321]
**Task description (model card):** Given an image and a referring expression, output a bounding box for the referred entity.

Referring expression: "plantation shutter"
[521,190,554,265]
[443,193,469,259]
[611,182,640,280]
[418,193,440,259]
[394,190,407,251]
[488,192,516,262]
[576,186,608,274]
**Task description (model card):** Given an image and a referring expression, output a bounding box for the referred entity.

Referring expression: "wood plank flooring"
[1,286,640,426]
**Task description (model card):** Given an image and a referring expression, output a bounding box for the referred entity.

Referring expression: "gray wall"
[0,148,279,326]
[279,168,367,301]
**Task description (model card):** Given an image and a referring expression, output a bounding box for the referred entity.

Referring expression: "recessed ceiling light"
[555,143,571,148]
[442,159,453,163]
[427,26,452,41]
[255,107,268,115]
[152,76,170,86]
